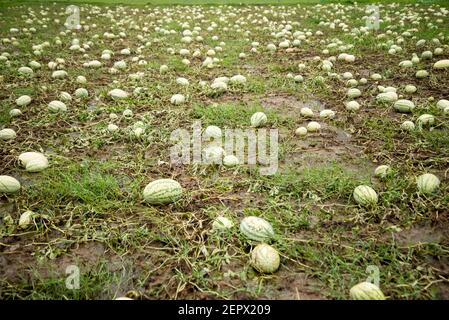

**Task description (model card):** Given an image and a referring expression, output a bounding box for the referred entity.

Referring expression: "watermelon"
[353,185,378,206]
[404,85,417,94]
[307,121,321,132]
[52,70,68,79]
[16,95,32,106]
[394,99,415,113]
[0,128,16,140]
[374,165,390,178]
[18,66,33,76]
[203,125,222,140]
[223,155,239,167]
[250,112,267,128]
[109,89,129,100]
[347,88,361,99]
[0,175,21,194]
[295,127,308,136]
[48,100,67,113]
[19,210,35,229]
[250,243,280,274]
[376,92,398,103]
[416,114,435,126]
[240,216,274,242]
[416,173,440,194]
[350,282,386,300]
[345,101,360,111]
[143,179,183,205]
[212,216,234,231]
[18,152,49,172]
[26,158,49,172]
[401,121,415,131]
[433,59,449,69]
[415,70,429,78]
[436,99,449,110]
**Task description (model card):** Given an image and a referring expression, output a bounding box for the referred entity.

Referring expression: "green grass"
[27,160,127,211]
[0,261,125,300]
[253,164,366,201]
[192,103,291,128]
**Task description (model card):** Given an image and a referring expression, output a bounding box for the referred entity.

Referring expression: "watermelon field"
[0,0,448,300]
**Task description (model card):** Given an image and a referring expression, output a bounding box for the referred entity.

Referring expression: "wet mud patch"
[260,94,327,118]
[280,122,375,177]
[0,244,37,282]
[394,226,445,247]
[261,271,324,300]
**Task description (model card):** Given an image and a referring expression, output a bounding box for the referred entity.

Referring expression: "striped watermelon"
[143,179,183,205]
[349,282,386,300]
[240,216,274,242]
[250,112,267,128]
[0,175,21,194]
[393,99,415,113]
[376,92,398,103]
[416,173,440,194]
[353,185,378,206]
[250,243,280,274]
[417,114,435,126]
